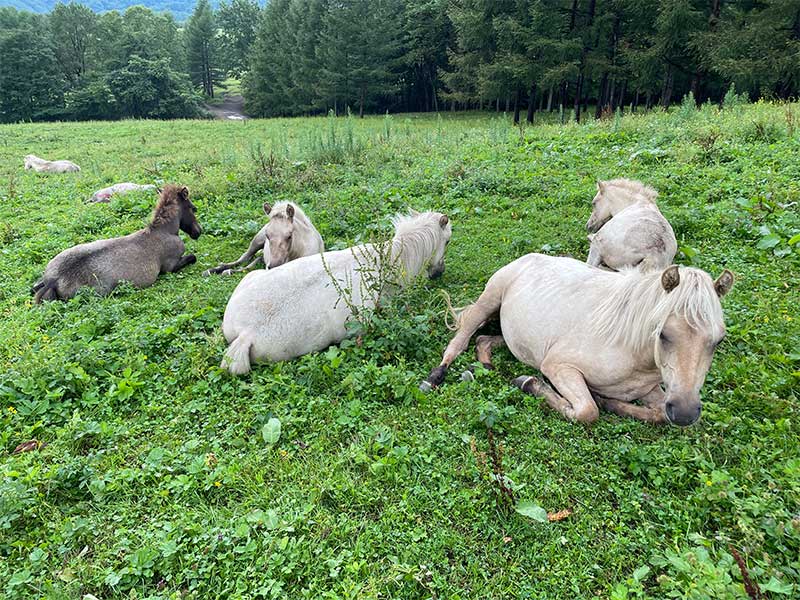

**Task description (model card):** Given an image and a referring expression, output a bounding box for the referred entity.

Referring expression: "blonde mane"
[591,266,723,353]
[602,178,659,204]
[389,211,446,282]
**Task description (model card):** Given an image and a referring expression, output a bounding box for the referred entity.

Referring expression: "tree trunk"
[526,82,536,124]
[513,88,521,124]
[608,78,617,111]
[633,89,640,112]
[618,79,627,113]
[595,72,608,119]
[432,78,439,112]
[573,74,583,122]
[505,96,510,112]
[496,97,500,112]
[661,65,674,108]
[645,91,651,111]
[547,87,553,111]
[359,86,365,118]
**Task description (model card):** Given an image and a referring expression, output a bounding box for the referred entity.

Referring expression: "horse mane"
[591,266,723,353]
[149,184,184,228]
[389,210,446,281]
[602,178,658,204]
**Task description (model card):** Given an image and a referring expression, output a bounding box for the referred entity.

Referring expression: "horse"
[203,202,324,276]
[24,154,81,173]
[88,182,157,203]
[220,210,452,374]
[421,254,733,427]
[586,179,677,271]
[33,185,202,303]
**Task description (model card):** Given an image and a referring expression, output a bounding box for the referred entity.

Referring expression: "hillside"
[0,0,216,20]
[0,106,798,598]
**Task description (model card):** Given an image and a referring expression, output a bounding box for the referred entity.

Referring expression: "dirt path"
[206,95,247,120]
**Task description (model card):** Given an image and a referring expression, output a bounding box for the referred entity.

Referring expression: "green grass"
[0,104,798,599]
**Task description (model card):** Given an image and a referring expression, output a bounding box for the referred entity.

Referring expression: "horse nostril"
[665,401,676,422]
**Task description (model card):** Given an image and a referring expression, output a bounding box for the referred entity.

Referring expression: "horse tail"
[221,330,255,375]
[33,279,58,303]
[439,289,469,331]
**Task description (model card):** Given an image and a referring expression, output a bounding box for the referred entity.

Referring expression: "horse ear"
[439,214,449,228]
[263,202,271,215]
[587,233,595,242]
[285,204,295,219]
[714,269,734,298]
[661,265,680,293]
[179,186,189,200]
[596,180,606,192]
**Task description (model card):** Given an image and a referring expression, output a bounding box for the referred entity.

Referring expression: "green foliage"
[0,104,799,598]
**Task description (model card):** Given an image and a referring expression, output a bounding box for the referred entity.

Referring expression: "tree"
[49,2,97,84]
[217,0,262,77]
[0,24,64,122]
[186,0,222,97]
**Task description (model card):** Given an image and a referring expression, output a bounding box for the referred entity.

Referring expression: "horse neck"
[149,213,179,236]
[592,271,665,354]
[389,226,436,285]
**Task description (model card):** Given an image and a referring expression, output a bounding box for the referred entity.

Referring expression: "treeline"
[3,0,799,123]
[0,0,260,122]
[247,0,800,121]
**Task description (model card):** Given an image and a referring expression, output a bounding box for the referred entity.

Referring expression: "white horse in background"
[586,179,677,271]
[88,182,157,203]
[422,254,733,427]
[221,210,452,374]
[204,202,324,276]
[24,154,81,173]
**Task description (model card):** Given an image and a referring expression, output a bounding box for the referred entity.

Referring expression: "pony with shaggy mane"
[220,210,451,374]
[33,185,202,302]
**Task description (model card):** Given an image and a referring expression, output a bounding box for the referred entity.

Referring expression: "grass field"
[0,103,798,599]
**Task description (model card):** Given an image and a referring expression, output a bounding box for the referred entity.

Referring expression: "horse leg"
[421,291,503,391]
[513,365,599,423]
[597,385,667,424]
[475,335,506,370]
[596,396,667,424]
[170,254,197,273]
[222,255,264,276]
[586,242,603,267]
[202,231,265,276]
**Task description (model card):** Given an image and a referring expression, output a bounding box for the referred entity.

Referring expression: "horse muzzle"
[189,225,202,240]
[429,264,445,279]
[664,399,701,427]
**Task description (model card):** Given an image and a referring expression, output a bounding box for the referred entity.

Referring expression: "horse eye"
[659,332,670,344]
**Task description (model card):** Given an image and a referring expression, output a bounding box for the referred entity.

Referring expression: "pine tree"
[186,0,222,97]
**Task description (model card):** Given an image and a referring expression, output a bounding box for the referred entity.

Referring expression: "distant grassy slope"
[0,105,798,599]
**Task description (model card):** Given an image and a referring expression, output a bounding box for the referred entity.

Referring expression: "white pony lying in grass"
[221,210,452,374]
[204,202,324,276]
[24,154,81,173]
[586,179,676,271]
[422,254,733,427]
[88,182,157,203]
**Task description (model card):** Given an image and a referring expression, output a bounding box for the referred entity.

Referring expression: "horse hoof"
[221,269,234,276]
[512,375,537,394]
[419,381,433,393]
[460,370,475,382]
[201,269,211,277]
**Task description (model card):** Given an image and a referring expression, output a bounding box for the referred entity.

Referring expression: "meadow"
[0,102,798,599]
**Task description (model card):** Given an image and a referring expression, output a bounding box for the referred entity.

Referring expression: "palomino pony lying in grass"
[23,154,81,173]
[203,202,324,276]
[33,185,202,302]
[586,178,677,271]
[221,210,451,374]
[422,254,733,427]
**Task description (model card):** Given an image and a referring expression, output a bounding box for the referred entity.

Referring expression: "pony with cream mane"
[586,178,677,271]
[221,210,452,374]
[422,254,733,427]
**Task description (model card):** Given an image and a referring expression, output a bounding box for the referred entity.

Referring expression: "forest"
[1,1,799,122]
